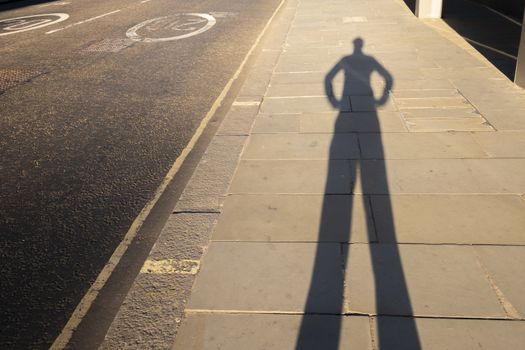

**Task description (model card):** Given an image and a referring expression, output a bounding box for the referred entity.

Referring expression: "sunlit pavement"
[3,0,525,348]
[105,0,525,348]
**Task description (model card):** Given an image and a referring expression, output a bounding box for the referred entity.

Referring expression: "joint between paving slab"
[184,308,525,321]
[365,195,379,243]
[456,88,497,131]
[340,243,351,313]
[172,209,221,214]
[368,316,378,350]
[208,240,525,247]
[473,248,522,319]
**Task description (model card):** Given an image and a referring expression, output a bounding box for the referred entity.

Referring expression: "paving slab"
[371,194,525,244]
[392,89,460,98]
[357,159,525,194]
[373,68,425,81]
[238,69,274,98]
[242,133,359,159]
[400,108,481,119]
[344,244,505,317]
[478,109,525,130]
[395,96,472,109]
[475,246,525,317]
[187,242,343,313]
[261,96,349,114]
[374,317,525,350]
[229,160,353,194]
[252,114,300,133]
[275,59,335,73]
[426,67,503,80]
[217,105,259,136]
[213,194,374,242]
[174,314,372,350]
[359,132,488,159]
[175,136,247,212]
[270,71,344,85]
[282,47,353,56]
[350,95,397,111]
[266,83,329,97]
[276,53,341,66]
[284,40,345,49]
[266,80,371,97]
[458,90,525,113]
[403,117,494,132]
[300,112,408,133]
[471,132,525,158]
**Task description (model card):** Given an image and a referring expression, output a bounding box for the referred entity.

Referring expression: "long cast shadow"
[295,38,421,349]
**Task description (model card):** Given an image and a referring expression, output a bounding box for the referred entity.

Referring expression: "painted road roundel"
[0,13,69,36]
[126,13,216,43]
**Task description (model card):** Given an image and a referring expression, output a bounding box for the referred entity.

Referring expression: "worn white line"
[45,9,121,34]
[479,4,522,27]
[49,0,288,347]
[463,37,518,60]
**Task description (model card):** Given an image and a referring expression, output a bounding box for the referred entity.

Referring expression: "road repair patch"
[140,259,200,275]
[126,13,216,43]
[0,68,44,93]
[0,13,69,36]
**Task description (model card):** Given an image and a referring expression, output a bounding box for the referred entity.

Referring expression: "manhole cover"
[0,69,44,94]
[83,38,135,53]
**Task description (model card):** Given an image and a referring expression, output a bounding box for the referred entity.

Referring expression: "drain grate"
[0,69,44,94]
[83,38,135,53]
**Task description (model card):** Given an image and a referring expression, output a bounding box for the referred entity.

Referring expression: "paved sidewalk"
[105,0,525,348]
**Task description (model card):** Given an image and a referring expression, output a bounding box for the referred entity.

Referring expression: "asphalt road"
[0,0,281,347]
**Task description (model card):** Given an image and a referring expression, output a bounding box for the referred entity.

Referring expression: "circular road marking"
[126,13,216,43]
[0,13,69,36]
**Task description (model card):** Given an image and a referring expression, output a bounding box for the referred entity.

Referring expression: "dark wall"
[472,0,525,21]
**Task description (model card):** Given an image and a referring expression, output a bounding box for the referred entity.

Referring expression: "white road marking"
[49,0,288,347]
[0,13,69,36]
[463,37,518,60]
[45,9,121,34]
[126,13,216,42]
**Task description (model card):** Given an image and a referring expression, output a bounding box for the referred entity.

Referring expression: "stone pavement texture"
[103,0,525,348]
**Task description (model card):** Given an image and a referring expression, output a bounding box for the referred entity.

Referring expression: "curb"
[98,0,298,348]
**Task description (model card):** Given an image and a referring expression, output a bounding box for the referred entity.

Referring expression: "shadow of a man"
[295,38,421,350]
